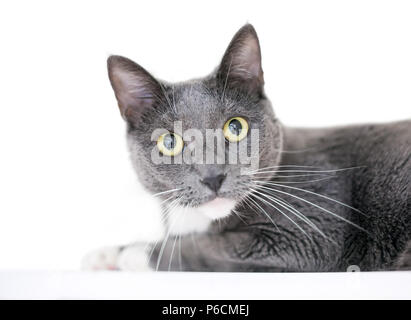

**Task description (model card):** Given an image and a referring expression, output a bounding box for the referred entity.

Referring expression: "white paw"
[82,244,152,272]
[117,244,151,272]
[81,246,121,271]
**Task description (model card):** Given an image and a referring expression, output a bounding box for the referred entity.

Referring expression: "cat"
[83,24,411,272]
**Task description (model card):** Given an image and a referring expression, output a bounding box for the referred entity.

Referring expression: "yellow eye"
[223,117,249,142]
[157,132,184,156]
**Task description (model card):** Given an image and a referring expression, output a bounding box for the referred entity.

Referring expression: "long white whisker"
[246,165,322,174]
[270,176,336,184]
[255,185,368,233]
[147,195,181,267]
[168,234,179,272]
[250,188,311,238]
[152,188,182,197]
[156,197,183,271]
[242,187,328,240]
[255,189,329,240]
[178,232,183,271]
[168,209,184,271]
[269,173,332,178]
[232,209,248,225]
[254,181,367,216]
[178,205,188,272]
[243,193,280,232]
[158,194,176,206]
[160,196,183,225]
[246,166,365,175]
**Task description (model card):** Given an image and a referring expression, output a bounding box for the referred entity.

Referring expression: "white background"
[0,0,410,270]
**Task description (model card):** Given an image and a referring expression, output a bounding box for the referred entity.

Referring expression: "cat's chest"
[167,206,212,236]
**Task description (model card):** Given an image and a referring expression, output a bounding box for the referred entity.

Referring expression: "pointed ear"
[217,24,264,95]
[107,55,163,124]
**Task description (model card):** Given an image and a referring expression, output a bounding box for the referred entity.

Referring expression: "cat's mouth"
[196,197,237,220]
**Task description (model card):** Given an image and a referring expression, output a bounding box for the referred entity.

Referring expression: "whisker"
[255,185,369,234]
[242,185,332,241]
[168,207,184,271]
[250,188,311,238]
[269,176,336,184]
[255,188,333,241]
[178,231,183,272]
[232,208,248,225]
[178,205,189,272]
[261,191,322,233]
[268,173,331,178]
[147,195,181,268]
[152,188,182,197]
[160,196,183,225]
[156,196,183,271]
[246,166,365,176]
[254,181,367,217]
[168,233,179,272]
[158,194,176,206]
[243,192,280,232]
[246,165,322,174]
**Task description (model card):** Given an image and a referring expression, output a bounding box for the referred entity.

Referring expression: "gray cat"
[84,24,411,272]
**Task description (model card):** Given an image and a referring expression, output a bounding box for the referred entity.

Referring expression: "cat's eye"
[157,132,184,156]
[223,117,249,142]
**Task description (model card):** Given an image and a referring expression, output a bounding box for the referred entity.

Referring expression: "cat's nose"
[200,174,226,192]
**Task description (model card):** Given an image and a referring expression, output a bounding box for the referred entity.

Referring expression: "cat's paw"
[81,246,121,271]
[117,244,151,272]
[81,244,152,272]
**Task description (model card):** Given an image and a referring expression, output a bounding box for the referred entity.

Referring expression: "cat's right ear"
[217,24,264,96]
[107,55,163,124]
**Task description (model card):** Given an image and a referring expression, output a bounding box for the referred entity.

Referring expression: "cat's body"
[150,121,411,272]
[83,24,411,272]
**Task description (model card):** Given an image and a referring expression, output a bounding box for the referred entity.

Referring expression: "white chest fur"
[167,198,237,236]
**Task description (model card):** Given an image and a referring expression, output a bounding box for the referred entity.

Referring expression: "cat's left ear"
[217,24,264,95]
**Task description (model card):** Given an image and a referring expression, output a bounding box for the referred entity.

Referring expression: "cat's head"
[107,24,283,234]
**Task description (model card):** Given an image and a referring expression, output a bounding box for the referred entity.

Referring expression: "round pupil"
[228,119,242,136]
[163,134,176,150]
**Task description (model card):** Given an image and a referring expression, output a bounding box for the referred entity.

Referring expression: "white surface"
[1,271,411,300]
[0,0,410,271]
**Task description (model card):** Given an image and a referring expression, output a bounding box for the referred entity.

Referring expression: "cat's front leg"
[150,231,294,272]
[83,230,310,272]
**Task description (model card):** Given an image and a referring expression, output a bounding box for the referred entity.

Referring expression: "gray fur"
[108,24,411,272]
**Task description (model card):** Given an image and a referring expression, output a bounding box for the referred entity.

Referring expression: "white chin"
[166,197,237,236]
[197,197,238,220]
